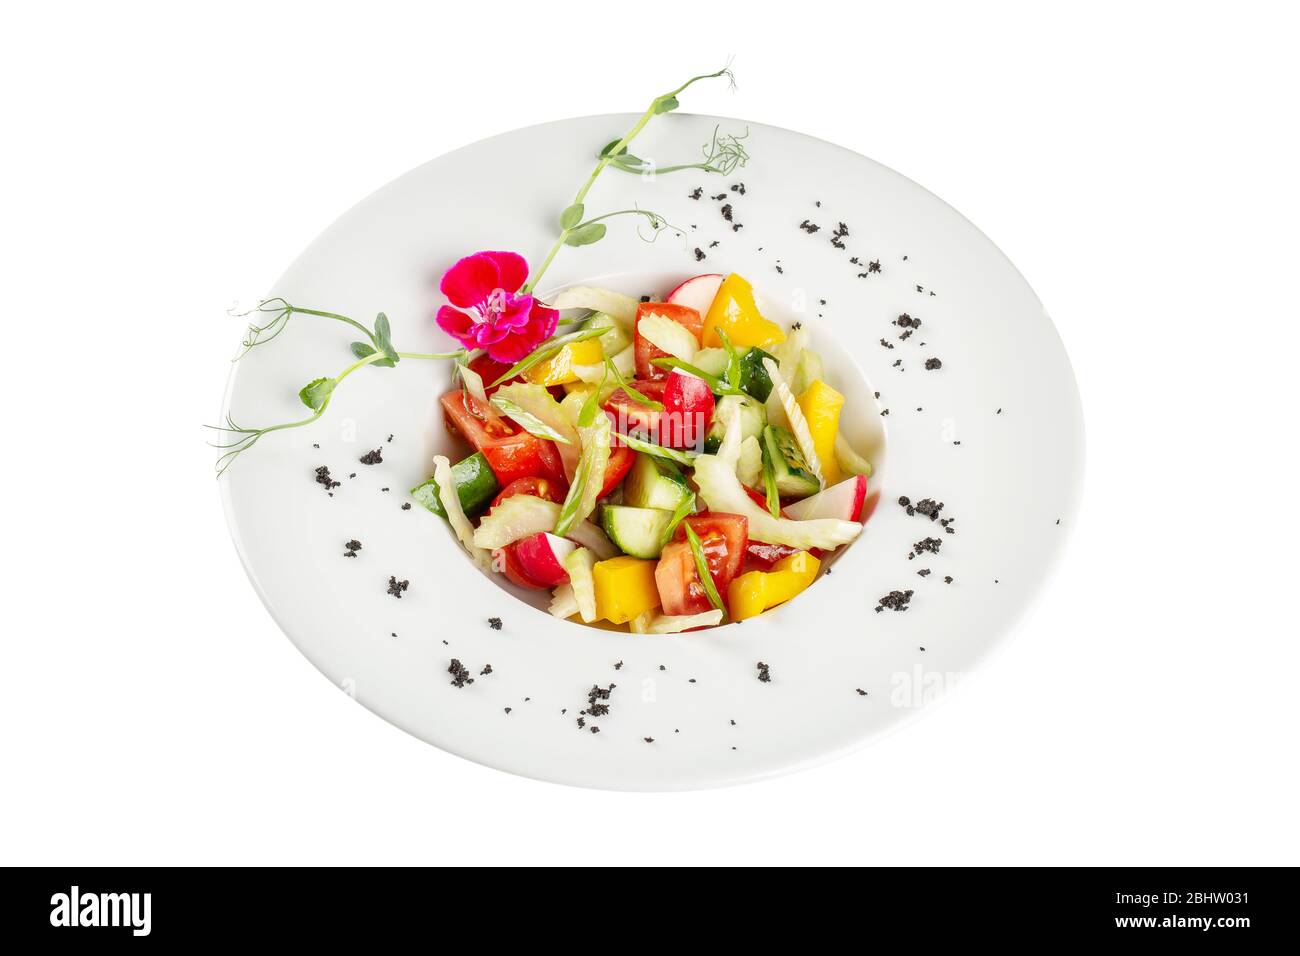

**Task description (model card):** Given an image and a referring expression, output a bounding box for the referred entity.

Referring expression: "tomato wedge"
[467,353,522,398]
[603,380,666,444]
[441,390,546,487]
[655,513,748,615]
[597,444,635,500]
[634,302,704,380]
[490,476,566,511]
[493,544,550,591]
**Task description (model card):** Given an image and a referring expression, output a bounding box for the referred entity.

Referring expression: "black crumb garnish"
[756,661,772,683]
[875,589,914,613]
[924,357,943,371]
[709,240,720,248]
[576,716,585,729]
[639,294,651,302]
[401,502,412,511]
[343,539,362,558]
[799,220,821,233]
[944,575,954,584]
[613,660,623,671]
[792,321,803,330]
[856,688,868,696]
[996,408,1002,414]
[720,203,734,222]
[487,616,502,630]
[380,487,390,492]
[360,448,383,465]
[590,726,600,734]
[448,659,474,688]
[917,568,931,577]
[387,576,409,598]
[881,408,890,416]
[314,465,341,492]
[349,473,357,479]
[658,665,666,671]
[694,247,706,261]
[504,707,512,714]
[644,737,654,743]
[688,187,703,200]
[909,537,943,559]
[312,443,320,449]
[730,719,736,726]
[775,264,783,274]
[730,182,746,195]
[688,678,697,684]
[879,338,895,350]
[480,664,493,676]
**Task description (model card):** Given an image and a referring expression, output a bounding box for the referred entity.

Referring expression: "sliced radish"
[667,273,723,317]
[782,475,868,522]
[512,532,577,587]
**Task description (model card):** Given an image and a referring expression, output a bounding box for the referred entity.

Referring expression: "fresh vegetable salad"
[415,272,874,633]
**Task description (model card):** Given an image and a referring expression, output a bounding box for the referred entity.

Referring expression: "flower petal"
[472,321,511,347]
[494,293,534,333]
[477,251,529,294]
[485,303,559,363]
[440,253,502,310]
[435,305,479,349]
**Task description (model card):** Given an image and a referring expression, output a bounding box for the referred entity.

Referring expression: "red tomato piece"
[634,302,704,380]
[603,379,667,444]
[440,390,546,487]
[661,369,715,448]
[597,444,635,500]
[493,544,550,591]
[535,437,567,487]
[656,513,748,615]
[467,354,521,398]
[490,476,566,511]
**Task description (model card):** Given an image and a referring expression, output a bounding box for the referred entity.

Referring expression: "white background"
[2,1,1296,866]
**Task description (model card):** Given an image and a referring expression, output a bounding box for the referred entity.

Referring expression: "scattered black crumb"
[792,321,803,331]
[917,568,931,577]
[590,726,600,734]
[380,487,390,492]
[1056,518,1061,525]
[688,187,703,200]
[917,498,944,520]
[349,473,356,479]
[387,576,409,598]
[902,255,909,261]
[756,661,771,683]
[644,737,654,743]
[996,408,1002,414]
[312,443,320,449]
[720,203,734,223]
[952,441,961,446]
[824,568,832,575]
[893,359,902,368]
[730,182,746,195]
[360,448,383,465]
[944,575,953,584]
[391,632,397,638]
[694,247,706,261]
[613,660,623,671]
[314,465,340,492]
[732,223,743,232]
[487,617,502,630]
[343,539,362,558]
[448,659,473,688]
[799,220,821,234]
[815,200,821,207]
[919,647,926,652]
[910,537,943,559]
[875,590,914,613]
[856,688,868,696]
[924,357,943,371]
[576,716,585,729]
[916,285,924,293]
[731,746,737,751]
[730,719,736,726]
[775,264,784,274]
[675,729,680,734]
[709,240,719,248]
[899,329,913,341]
[881,408,890,416]
[879,338,895,350]
[480,664,493,676]
[401,502,412,511]
[561,708,567,714]
[688,678,697,684]
[639,294,651,302]
[712,193,727,201]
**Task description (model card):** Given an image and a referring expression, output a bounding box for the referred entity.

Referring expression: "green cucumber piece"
[601,505,674,559]
[761,424,820,498]
[691,347,730,379]
[738,347,778,402]
[411,451,499,518]
[622,452,691,511]
[703,394,767,454]
[581,311,631,356]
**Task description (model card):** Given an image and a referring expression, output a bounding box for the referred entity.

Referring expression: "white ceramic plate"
[220,113,1083,790]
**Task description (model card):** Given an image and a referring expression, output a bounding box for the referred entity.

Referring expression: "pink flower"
[435,251,558,362]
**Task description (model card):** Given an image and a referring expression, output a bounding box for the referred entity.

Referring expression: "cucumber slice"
[691,347,730,379]
[738,347,778,402]
[411,451,499,519]
[601,505,674,559]
[581,311,631,356]
[704,394,766,454]
[563,547,598,623]
[622,452,691,511]
[761,424,820,498]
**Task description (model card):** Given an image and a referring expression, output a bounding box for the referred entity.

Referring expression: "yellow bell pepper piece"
[796,379,845,487]
[523,338,603,386]
[727,551,821,621]
[593,556,661,625]
[701,273,786,349]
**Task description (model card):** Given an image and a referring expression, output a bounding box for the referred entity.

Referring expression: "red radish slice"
[661,368,715,448]
[782,475,868,522]
[666,273,724,316]
[513,532,577,587]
